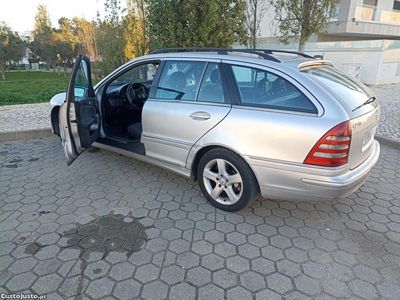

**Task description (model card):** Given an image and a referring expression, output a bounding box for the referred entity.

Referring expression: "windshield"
[301,65,375,110]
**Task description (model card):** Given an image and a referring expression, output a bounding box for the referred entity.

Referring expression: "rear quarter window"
[300,65,375,110]
[230,65,317,114]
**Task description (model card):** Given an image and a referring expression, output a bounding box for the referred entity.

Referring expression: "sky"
[0,0,109,32]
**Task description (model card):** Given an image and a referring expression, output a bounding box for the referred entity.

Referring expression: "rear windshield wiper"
[352,96,376,112]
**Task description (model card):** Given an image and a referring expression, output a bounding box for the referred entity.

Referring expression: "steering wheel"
[126,83,149,110]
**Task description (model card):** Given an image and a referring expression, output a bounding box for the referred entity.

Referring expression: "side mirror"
[74,87,86,98]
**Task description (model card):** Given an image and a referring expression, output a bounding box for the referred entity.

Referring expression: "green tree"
[72,17,100,79]
[97,0,126,75]
[0,22,26,80]
[269,0,338,52]
[147,0,248,49]
[32,4,57,70]
[53,18,80,78]
[123,0,149,59]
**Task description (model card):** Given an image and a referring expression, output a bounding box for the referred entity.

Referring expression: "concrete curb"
[375,135,400,150]
[0,128,53,142]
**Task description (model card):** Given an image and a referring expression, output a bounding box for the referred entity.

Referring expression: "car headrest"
[210,69,220,84]
[169,71,186,90]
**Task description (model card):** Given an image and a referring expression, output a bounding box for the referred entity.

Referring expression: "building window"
[363,0,377,6]
[394,0,400,10]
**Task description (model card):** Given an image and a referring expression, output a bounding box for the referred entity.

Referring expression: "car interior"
[98,62,159,154]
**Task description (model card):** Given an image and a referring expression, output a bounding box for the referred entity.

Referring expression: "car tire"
[197,147,259,212]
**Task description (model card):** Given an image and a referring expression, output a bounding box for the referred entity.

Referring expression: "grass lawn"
[0,71,100,106]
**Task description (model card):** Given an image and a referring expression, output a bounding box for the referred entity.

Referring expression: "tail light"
[304,121,352,167]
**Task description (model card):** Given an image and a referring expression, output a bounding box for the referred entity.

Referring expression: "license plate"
[362,129,373,146]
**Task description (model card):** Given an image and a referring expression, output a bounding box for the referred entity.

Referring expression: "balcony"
[355,4,400,25]
[326,1,400,38]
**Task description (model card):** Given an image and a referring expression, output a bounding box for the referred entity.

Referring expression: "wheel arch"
[51,106,60,136]
[190,145,261,190]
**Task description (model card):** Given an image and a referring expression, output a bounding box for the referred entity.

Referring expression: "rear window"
[301,66,375,110]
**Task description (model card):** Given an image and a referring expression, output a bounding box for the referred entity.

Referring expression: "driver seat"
[127,122,142,140]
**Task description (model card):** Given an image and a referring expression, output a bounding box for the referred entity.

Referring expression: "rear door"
[59,55,100,165]
[301,65,380,169]
[142,59,231,167]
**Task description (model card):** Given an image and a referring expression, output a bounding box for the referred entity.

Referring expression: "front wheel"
[197,148,259,212]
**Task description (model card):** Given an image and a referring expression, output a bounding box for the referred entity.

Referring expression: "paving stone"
[169,282,196,300]
[113,279,141,300]
[227,286,253,300]
[141,280,169,300]
[85,277,115,298]
[5,271,37,291]
[160,265,185,285]
[198,284,224,300]
[9,257,38,274]
[240,271,266,292]
[33,258,62,276]
[295,275,322,296]
[227,255,250,273]
[135,264,160,283]
[213,269,237,288]
[349,279,379,300]
[267,272,293,294]
[322,278,351,298]
[176,251,200,269]
[32,273,63,294]
[277,259,301,278]
[186,266,211,286]
[84,260,110,280]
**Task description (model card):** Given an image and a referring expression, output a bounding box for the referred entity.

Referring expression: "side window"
[197,63,225,103]
[107,63,159,91]
[74,60,90,99]
[155,61,206,101]
[231,65,317,113]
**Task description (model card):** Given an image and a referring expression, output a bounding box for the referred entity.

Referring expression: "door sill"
[96,137,146,156]
[93,141,191,178]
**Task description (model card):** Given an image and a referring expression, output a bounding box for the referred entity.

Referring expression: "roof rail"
[148,47,315,62]
[256,49,314,59]
[148,47,281,63]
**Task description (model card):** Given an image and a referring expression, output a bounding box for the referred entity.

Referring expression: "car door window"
[231,65,317,113]
[155,61,206,101]
[107,63,159,91]
[74,61,90,99]
[197,63,225,103]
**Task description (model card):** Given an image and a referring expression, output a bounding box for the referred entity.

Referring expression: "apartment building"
[242,0,400,85]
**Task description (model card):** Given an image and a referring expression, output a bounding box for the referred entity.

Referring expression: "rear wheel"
[197,148,259,212]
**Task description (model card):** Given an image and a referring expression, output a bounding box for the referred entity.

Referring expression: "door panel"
[59,55,100,165]
[142,100,231,167]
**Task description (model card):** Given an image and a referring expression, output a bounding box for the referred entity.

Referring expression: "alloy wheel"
[202,158,243,205]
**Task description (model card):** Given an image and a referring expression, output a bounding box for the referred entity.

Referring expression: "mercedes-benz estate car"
[49,48,381,212]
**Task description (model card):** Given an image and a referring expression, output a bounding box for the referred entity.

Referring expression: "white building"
[243,0,400,85]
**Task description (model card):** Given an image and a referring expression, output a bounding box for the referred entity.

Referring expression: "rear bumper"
[249,140,380,201]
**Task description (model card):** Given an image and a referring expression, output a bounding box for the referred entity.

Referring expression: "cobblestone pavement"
[0,103,50,132]
[370,85,400,142]
[1,137,400,300]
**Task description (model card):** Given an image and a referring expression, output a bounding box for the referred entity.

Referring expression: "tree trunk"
[298,34,307,53]
[1,70,5,80]
[252,0,257,49]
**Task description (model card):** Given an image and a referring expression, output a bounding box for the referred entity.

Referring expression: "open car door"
[59,55,100,166]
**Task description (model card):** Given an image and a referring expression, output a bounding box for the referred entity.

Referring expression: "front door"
[142,59,231,167]
[59,55,100,165]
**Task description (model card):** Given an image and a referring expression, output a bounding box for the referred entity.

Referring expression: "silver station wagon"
[50,48,381,211]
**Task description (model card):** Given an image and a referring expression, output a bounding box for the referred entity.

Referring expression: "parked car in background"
[49,48,380,211]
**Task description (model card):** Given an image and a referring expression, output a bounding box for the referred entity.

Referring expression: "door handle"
[189,111,211,120]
